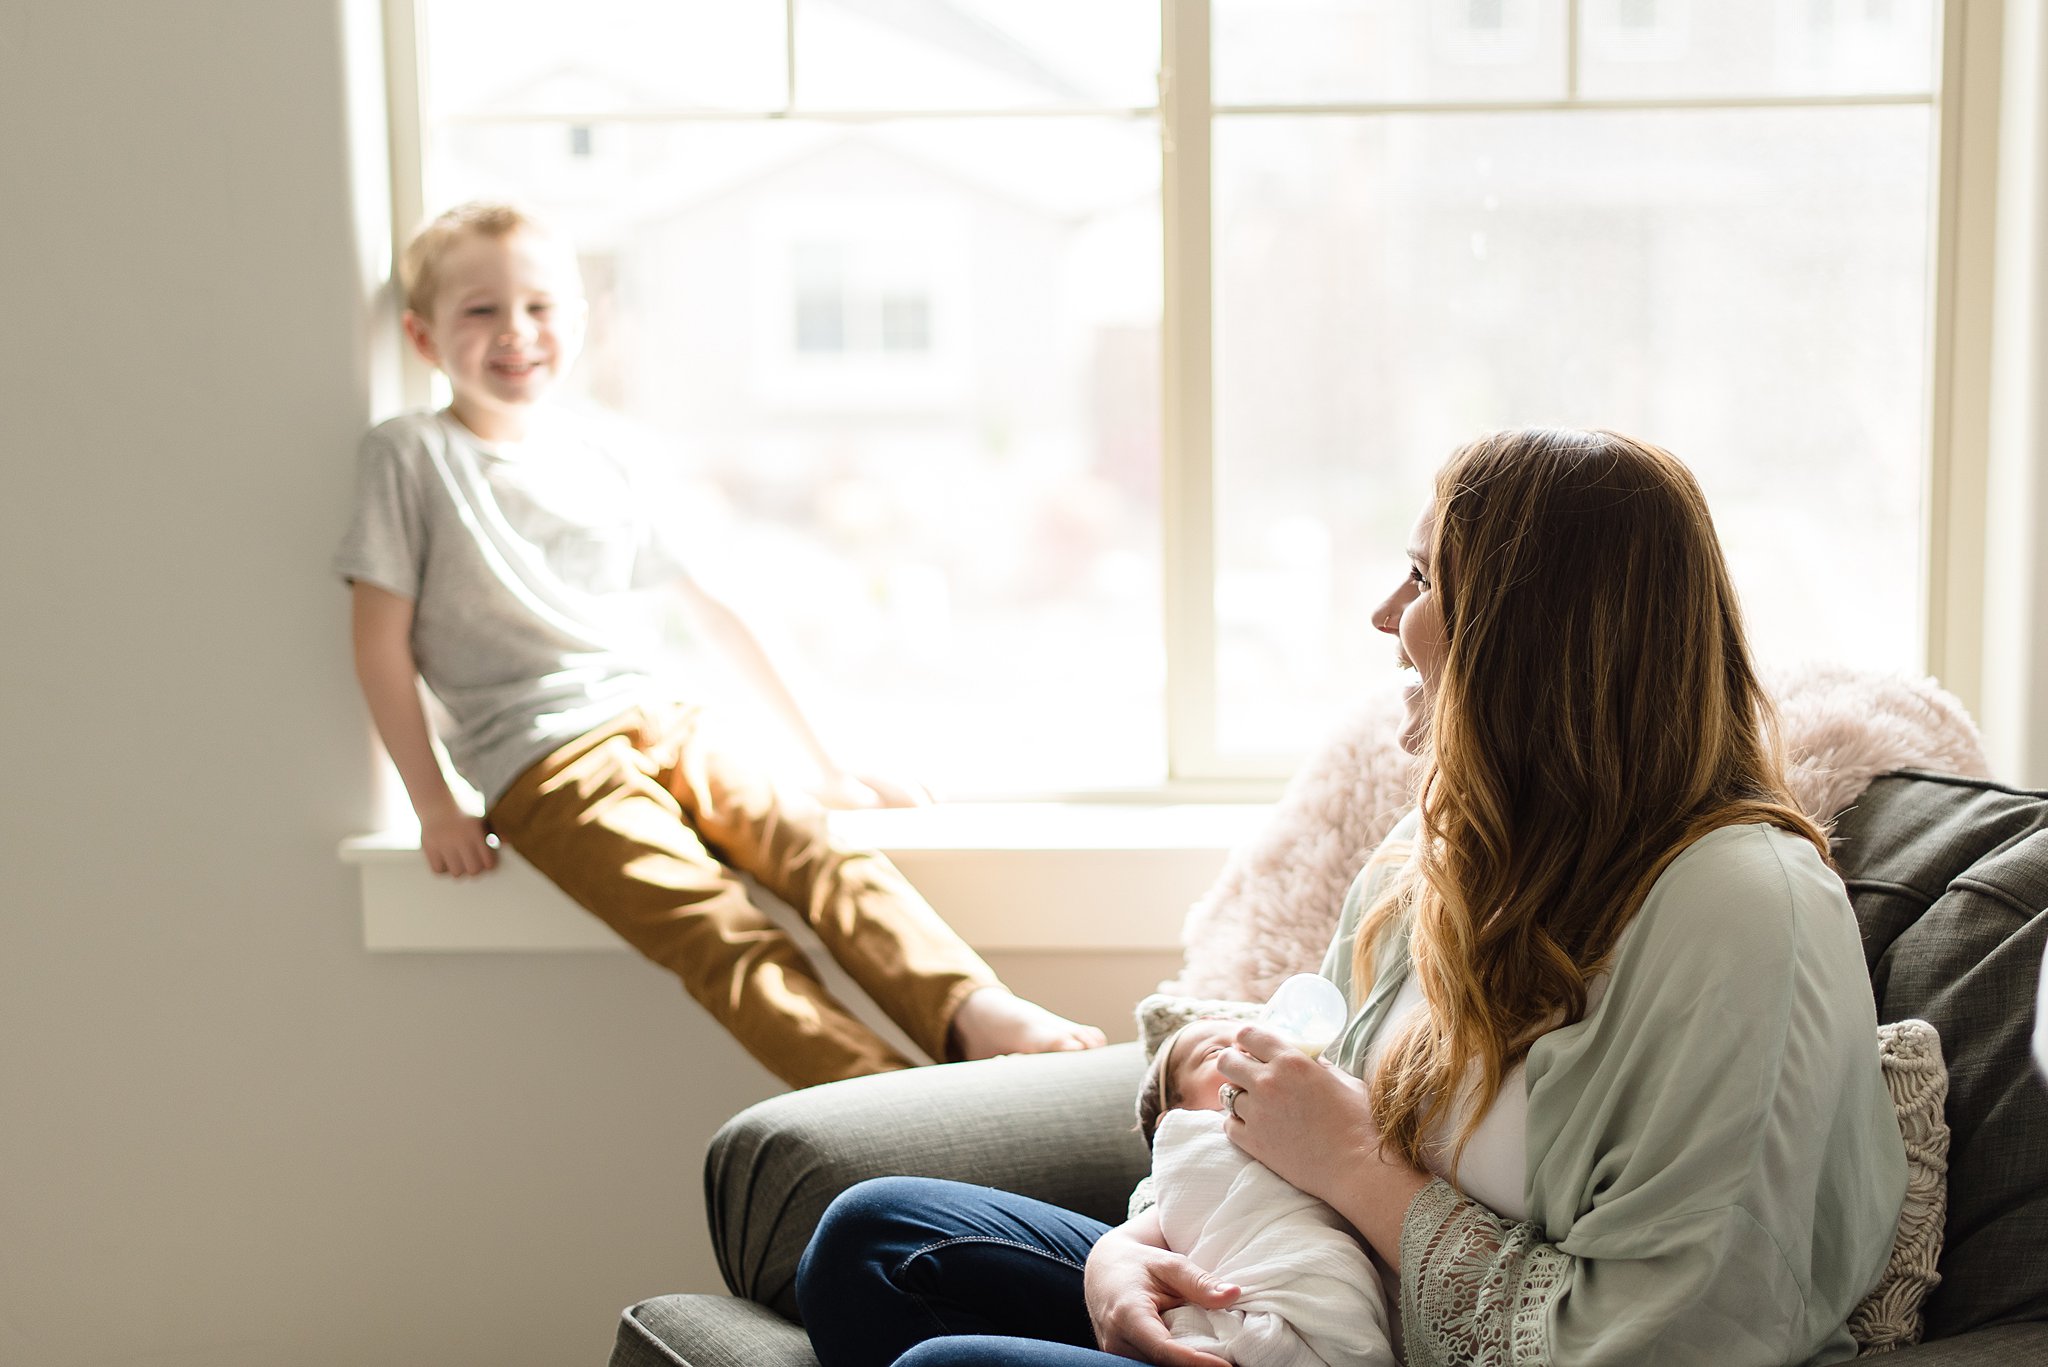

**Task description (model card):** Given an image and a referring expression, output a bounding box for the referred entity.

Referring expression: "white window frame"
[378,0,2001,796]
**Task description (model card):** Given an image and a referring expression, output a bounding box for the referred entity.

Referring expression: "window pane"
[1576,0,1939,99]
[1217,0,1570,105]
[427,118,1165,793]
[794,0,1159,111]
[422,0,786,117]
[1212,107,1931,759]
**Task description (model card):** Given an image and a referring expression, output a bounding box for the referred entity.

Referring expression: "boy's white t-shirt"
[334,408,692,806]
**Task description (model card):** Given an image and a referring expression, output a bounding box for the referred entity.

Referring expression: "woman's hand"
[1083,1216,1239,1367]
[1218,1023,1432,1266]
[1215,1023,1375,1199]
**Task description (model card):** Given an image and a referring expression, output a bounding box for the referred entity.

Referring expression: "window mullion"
[785,0,797,115]
[1924,0,2000,722]
[382,0,436,411]
[1567,0,1582,100]
[1161,0,1220,783]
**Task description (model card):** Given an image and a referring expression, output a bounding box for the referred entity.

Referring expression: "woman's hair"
[1354,428,1826,1170]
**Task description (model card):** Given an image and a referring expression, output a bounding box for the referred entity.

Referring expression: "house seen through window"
[405,0,1943,797]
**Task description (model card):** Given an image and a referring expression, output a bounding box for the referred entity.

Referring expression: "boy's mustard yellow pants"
[487,702,998,1088]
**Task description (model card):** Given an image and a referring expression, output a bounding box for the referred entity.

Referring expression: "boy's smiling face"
[404,227,586,443]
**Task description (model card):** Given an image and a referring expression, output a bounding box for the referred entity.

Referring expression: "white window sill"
[339,803,1272,953]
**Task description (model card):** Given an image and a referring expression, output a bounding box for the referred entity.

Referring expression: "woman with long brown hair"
[798,429,1908,1367]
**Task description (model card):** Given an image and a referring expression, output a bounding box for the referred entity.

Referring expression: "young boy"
[337,201,1104,1088]
[1134,1017,1395,1367]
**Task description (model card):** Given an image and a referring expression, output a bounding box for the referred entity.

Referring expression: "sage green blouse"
[1320,811,1907,1367]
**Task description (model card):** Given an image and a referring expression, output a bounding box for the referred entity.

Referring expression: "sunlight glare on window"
[794,0,1160,110]
[1577,0,1938,97]
[1211,106,1933,759]
[423,0,786,116]
[1216,0,1568,104]
[411,0,1944,789]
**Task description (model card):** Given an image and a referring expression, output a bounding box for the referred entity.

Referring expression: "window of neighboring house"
[395,0,1947,797]
[754,202,969,409]
[1433,0,1542,66]
[1582,0,1690,64]
[791,241,934,356]
[793,244,849,354]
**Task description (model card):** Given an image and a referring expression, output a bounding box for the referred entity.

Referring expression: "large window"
[396,0,1943,796]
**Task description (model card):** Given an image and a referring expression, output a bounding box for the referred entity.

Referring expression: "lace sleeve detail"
[1399,1177,1572,1367]
[1127,1172,1158,1220]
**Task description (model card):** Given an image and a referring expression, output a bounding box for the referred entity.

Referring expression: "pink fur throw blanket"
[1162,663,1989,1003]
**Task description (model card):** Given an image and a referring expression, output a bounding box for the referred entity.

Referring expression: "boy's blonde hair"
[399,201,555,317]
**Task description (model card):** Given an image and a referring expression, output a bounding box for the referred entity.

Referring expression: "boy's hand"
[421,812,498,878]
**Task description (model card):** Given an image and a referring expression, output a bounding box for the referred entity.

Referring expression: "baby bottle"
[1260,973,1349,1060]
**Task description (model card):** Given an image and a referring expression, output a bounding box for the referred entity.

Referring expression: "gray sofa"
[611,770,2048,1366]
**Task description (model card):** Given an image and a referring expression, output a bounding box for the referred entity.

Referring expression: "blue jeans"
[796,1175,1131,1367]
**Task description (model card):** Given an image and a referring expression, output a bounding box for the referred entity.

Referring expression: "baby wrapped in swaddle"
[1137,1018,1396,1367]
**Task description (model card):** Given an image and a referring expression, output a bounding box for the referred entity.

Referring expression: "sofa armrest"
[613,1294,815,1367]
[706,1042,1150,1321]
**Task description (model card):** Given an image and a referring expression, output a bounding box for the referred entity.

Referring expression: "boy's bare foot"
[949,986,1108,1061]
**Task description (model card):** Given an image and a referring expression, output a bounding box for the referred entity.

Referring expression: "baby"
[1135,1018,1397,1367]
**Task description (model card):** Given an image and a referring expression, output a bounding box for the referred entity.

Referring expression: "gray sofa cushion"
[1831,771,2048,1337]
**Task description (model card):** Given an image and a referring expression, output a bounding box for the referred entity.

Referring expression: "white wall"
[0,5,1173,1365]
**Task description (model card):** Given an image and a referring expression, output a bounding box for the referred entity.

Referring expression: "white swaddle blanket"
[1152,1109,1396,1367]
